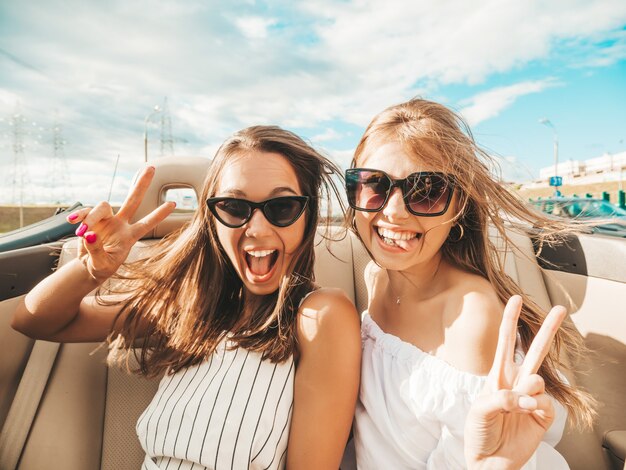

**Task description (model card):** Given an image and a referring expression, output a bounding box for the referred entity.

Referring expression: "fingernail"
[518,395,537,410]
[84,232,97,244]
[75,223,88,237]
[67,213,78,221]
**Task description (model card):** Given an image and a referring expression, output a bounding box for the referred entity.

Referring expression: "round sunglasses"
[345,168,454,216]
[206,196,309,228]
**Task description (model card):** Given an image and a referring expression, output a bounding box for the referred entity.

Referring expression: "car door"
[536,232,626,470]
[1,208,79,432]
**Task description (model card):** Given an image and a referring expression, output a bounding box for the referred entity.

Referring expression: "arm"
[464,296,568,470]
[286,288,361,470]
[11,258,125,342]
[434,293,570,470]
[11,166,174,343]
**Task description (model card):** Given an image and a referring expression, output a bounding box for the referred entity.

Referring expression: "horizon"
[1,0,625,205]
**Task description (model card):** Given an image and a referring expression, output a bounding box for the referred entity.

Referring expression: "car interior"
[0,156,624,470]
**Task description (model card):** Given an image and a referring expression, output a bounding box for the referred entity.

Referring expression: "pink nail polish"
[84,232,97,244]
[75,223,88,237]
[67,213,78,221]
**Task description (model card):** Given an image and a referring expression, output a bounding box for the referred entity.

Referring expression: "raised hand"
[464,295,567,470]
[66,166,176,283]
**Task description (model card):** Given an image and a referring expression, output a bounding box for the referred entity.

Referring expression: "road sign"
[549,176,562,187]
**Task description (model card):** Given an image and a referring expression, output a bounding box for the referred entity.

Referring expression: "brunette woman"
[12,126,361,470]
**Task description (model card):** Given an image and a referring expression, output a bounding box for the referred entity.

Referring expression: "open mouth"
[376,227,422,250]
[244,249,279,279]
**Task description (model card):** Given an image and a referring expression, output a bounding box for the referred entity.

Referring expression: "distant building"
[526,151,626,188]
[538,160,584,180]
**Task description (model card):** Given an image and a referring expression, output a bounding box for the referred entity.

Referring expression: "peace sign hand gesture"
[464,295,567,470]
[66,166,176,283]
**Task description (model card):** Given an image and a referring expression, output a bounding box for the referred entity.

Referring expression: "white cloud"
[310,128,343,142]
[234,16,278,39]
[327,148,356,170]
[303,0,626,85]
[459,79,560,126]
[0,89,22,108]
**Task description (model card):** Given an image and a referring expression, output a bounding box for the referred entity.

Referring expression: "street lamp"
[539,117,560,196]
[144,105,161,162]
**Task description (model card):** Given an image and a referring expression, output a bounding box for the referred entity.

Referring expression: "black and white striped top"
[137,338,295,470]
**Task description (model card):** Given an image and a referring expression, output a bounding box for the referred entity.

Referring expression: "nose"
[381,187,409,220]
[245,207,273,237]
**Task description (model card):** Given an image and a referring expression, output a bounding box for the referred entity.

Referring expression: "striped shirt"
[137,338,295,470]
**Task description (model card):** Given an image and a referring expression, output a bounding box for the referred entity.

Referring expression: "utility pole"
[539,118,560,196]
[143,105,161,162]
[160,97,174,156]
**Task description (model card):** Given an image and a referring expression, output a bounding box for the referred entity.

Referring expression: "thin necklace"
[386,261,442,305]
[386,270,418,305]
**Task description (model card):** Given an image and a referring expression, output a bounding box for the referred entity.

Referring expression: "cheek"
[215,225,240,265]
[283,220,306,255]
[422,219,453,248]
[354,212,375,241]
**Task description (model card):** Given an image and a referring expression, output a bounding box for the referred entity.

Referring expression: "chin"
[373,254,417,272]
[243,281,281,297]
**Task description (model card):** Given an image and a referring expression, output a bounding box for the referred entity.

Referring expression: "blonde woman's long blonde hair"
[348,98,595,428]
[106,125,344,377]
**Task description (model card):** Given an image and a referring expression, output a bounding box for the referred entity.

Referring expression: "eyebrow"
[218,186,299,198]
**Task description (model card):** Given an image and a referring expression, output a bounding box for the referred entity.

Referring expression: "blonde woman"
[12,126,361,470]
[345,99,595,469]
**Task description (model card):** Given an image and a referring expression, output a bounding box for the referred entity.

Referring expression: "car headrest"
[129,156,211,238]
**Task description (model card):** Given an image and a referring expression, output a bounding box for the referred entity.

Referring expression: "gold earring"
[449,224,464,242]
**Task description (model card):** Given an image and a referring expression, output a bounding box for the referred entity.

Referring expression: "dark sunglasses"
[345,168,454,216]
[206,196,309,228]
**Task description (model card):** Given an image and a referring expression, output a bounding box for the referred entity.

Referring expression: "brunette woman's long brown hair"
[105,125,344,378]
[347,98,595,428]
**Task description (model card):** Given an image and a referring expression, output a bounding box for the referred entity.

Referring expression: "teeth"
[377,228,418,241]
[246,249,276,258]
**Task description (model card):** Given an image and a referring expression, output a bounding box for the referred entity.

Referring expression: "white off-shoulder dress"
[137,338,295,470]
[354,312,569,470]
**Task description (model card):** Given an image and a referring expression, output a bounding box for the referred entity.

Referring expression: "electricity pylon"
[49,116,72,204]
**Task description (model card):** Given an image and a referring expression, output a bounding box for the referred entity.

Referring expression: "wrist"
[74,257,108,286]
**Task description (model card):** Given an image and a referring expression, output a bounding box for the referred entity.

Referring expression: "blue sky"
[1,0,625,204]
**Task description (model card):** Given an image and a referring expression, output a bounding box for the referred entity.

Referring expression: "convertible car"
[531,197,626,239]
[0,157,624,470]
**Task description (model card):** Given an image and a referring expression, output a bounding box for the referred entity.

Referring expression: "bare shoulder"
[443,272,504,375]
[296,288,360,349]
